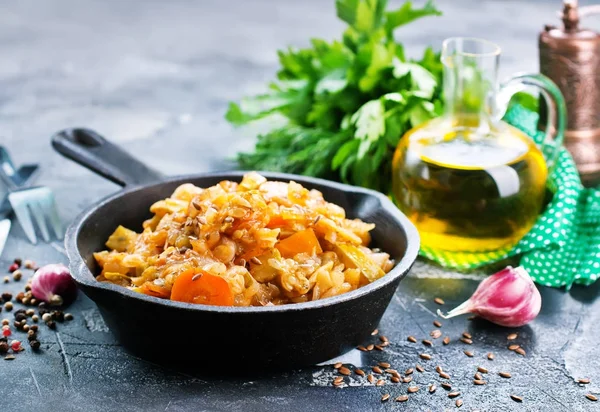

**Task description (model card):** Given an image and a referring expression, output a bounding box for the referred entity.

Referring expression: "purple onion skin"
[31,264,77,305]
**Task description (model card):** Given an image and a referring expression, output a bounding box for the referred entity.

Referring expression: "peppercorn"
[24,260,35,269]
[8,263,18,273]
[38,301,47,309]
[21,298,30,305]
[30,325,38,332]
[3,302,13,311]
[41,313,52,322]
[29,340,40,350]
[31,315,39,323]
[29,298,37,306]
[13,258,22,267]
[25,285,32,292]
[1,326,10,337]
[1,319,8,326]
[0,341,8,353]
[14,313,26,322]
[52,311,64,322]
[27,329,36,338]
[22,324,29,332]
[15,292,24,303]
[27,334,36,342]
[12,270,22,281]
[1,292,12,302]
[46,320,56,330]
[64,313,74,321]
[10,340,21,352]
[24,291,32,299]
[25,309,34,317]
[2,276,9,284]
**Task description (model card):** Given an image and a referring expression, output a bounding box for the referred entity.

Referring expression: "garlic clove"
[31,264,77,306]
[438,266,541,328]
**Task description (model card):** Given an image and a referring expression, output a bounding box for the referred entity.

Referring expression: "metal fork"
[0,148,62,244]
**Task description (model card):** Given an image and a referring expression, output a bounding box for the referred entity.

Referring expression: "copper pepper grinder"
[539,0,600,187]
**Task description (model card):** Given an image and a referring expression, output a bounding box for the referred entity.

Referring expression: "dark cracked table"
[1,1,599,411]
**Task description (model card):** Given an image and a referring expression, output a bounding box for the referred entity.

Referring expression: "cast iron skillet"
[51,128,420,370]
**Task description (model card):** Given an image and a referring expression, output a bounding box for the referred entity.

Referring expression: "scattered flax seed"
[403,376,413,383]
[313,215,321,225]
[358,345,367,352]
[473,380,486,385]
[407,336,417,343]
[434,297,445,305]
[374,345,384,351]
[578,378,591,384]
[477,366,488,374]
[407,386,419,393]
[416,364,424,373]
[381,394,390,402]
[464,350,474,357]
[367,374,375,384]
[433,320,442,327]
[441,382,452,390]
[379,341,389,347]
[462,332,472,339]
[439,372,450,380]
[376,379,385,387]
[430,330,442,339]
[333,362,342,369]
[371,329,379,336]
[395,395,409,402]
[391,376,401,383]
[474,372,483,381]
[507,333,518,340]
[250,257,262,265]
[379,335,389,343]
[460,337,473,345]
[355,369,365,377]
[366,344,375,351]
[508,344,520,351]
[339,367,351,376]
[585,394,598,401]
[515,348,526,356]
[372,366,383,374]
[487,353,495,360]
[420,353,432,360]
[510,395,523,403]
[435,365,444,374]
[384,369,397,374]
[448,392,460,398]
[405,368,414,375]
[378,362,391,368]
[499,372,512,379]
[429,384,437,393]
[456,399,463,407]
[443,336,450,345]
[333,376,344,385]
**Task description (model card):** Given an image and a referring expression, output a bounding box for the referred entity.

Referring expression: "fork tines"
[9,187,62,244]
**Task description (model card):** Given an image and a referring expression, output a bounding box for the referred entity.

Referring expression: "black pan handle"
[51,128,165,188]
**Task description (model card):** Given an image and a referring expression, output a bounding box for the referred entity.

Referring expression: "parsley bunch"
[227,0,443,194]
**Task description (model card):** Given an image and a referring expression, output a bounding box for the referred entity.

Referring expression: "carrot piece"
[140,282,171,299]
[171,269,234,306]
[275,228,322,258]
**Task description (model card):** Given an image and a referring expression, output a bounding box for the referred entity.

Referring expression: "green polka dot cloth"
[420,104,600,289]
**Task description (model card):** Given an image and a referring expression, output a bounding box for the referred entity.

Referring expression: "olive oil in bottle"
[391,38,566,253]
[392,117,547,252]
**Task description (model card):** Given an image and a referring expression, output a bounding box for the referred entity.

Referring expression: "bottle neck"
[442,57,498,127]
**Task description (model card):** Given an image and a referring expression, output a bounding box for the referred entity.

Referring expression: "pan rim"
[66,171,420,313]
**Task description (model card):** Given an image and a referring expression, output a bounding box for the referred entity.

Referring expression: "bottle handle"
[493,73,566,170]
